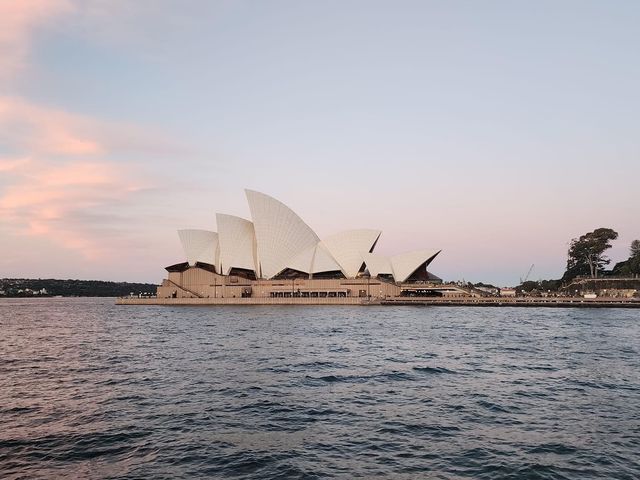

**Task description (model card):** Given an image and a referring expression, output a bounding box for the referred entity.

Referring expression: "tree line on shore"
[517,228,640,293]
[0,278,157,298]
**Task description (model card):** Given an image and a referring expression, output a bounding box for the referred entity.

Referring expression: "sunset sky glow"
[1,0,639,285]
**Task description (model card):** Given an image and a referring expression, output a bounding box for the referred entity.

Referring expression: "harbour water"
[1,298,639,479]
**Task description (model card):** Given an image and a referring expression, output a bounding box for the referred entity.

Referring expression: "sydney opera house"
[156,190,443,301]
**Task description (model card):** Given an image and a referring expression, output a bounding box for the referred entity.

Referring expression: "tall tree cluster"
[612,239,640,276]
[563,228,618,281]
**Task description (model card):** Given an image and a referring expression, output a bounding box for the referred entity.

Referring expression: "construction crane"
[520,264,534,284]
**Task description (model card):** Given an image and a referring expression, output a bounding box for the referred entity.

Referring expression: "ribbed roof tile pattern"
[216,213,257,275]
[391,249,441,282]
[286,243,344,274]
[362,253,393,277]
[311,244,343,273]
[177,229,219,267]
[321,229,381,278]
[286,244,316,273]
[245,189,320,279]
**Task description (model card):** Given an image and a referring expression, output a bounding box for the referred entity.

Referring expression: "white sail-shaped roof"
[245,190,320,279]
[362,253,393,277]
[320,229,381,278]
[178,229,219,267]
[286,242,343,274]
[312,244,342,273]
[216,213,257,275]
[391,249,441,282]
[286,244,316,273]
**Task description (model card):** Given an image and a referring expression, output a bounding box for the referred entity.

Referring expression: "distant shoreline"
[0,278,157,298]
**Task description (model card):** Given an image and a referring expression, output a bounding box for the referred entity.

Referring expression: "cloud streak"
[0,2,167,262]
[0,96,103,155]
[0,93,168,260]
[0,0,72,82]
[0,154,146,259]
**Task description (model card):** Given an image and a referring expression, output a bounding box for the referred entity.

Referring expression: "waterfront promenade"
[117,296,640,308]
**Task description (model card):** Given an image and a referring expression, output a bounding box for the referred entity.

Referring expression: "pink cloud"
[0,94,185,268]
[0,92,139,259]
[0,0,204,285]
[0,96,103,155]
[0,157,31,172]
[0,0,72,81]
[0,157,146,259]
[0,66,158,260]
[0,93,182,262]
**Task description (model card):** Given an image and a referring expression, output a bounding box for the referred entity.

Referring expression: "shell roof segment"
[216,213,257,275]
[177,229,219,268]
[362,252,393,277]
[245,189,320,279]
[286,243,316,273]
[312,244,343,273]
[391,249,442,282]
[320,229,381,278]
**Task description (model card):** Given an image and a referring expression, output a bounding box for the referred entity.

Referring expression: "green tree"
[612,239,640,276]
[564,228,618,281]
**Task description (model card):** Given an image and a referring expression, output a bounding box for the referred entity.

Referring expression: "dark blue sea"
[1,298,639,479]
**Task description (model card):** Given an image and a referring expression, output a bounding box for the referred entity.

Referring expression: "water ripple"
[0,298,639,479]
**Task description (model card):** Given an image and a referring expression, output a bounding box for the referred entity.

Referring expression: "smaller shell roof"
[362,253,393,277]
[320,229,381,278]
[286,244,316,273]
[216,213,257,275]
[177,229,219,268]
[391,249,442,283]
[312,244,342,273]
[286,243,343,274]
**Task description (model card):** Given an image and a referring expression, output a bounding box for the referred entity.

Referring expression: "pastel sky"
[1,0,639,285]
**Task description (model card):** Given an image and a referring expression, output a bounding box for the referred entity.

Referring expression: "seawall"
[116,296,640,308]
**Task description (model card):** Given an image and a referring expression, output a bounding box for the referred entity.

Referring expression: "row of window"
[269,291,348,298]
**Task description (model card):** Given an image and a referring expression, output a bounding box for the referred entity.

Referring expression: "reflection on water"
[1,298,639,479]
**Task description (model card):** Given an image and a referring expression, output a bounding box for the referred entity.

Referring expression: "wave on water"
[1,299,639,479]
[412,366,457,374]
